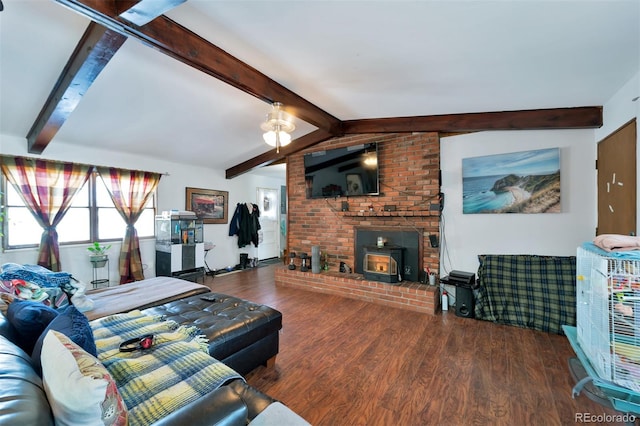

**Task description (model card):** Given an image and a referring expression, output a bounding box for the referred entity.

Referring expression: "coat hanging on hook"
[229,203,261,248]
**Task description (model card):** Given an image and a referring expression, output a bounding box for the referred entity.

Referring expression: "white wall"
[440,129,596,275]
[0,134,285,285]
[596,71,639,140]
[440,71,640,277]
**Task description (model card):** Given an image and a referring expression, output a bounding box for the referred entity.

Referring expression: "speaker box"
[455,286,475,318]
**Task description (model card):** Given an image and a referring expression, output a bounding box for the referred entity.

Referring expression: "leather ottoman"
[142,293,282,375]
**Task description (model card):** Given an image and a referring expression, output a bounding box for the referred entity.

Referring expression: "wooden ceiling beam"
[26,22,127,154]
[226,129,334,179]
[227,106,602,177]
[27,0,186,154]
[53,0,342,134]
[342,106,602,134]
[48,2,603,177]
[117,0,187,26]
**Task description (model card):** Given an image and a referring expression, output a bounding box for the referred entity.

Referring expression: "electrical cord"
[324,197,344,216]
[439,209,454,276]
[437,208,459,309]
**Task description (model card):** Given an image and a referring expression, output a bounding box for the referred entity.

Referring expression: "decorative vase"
[311,246,320,274]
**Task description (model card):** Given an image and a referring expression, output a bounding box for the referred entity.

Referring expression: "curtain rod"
[0,154,170,176]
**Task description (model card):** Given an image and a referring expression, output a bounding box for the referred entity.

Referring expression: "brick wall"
[278,132,441,313]
[275,266,440,314]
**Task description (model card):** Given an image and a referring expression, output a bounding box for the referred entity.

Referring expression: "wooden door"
[597,119,636,235]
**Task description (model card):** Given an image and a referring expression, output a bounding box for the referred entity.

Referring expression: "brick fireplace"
[277,132,441,314]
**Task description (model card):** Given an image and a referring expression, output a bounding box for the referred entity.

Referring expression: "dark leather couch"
[0,306,277,425]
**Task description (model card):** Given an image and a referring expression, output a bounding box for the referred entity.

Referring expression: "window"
[3,172,155,249]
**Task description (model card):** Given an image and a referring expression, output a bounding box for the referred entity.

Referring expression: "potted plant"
[87,242,111,267]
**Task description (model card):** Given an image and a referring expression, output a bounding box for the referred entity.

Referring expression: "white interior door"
[257,187,279,260]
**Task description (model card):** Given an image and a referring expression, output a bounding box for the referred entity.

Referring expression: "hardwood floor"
[203,264,624,426]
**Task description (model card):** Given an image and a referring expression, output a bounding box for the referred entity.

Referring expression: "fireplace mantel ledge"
[340,211,439,217]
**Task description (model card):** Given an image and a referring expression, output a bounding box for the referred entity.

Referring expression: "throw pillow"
[32,305,97,374]
[41,330,128,426]
[6,298,59,354]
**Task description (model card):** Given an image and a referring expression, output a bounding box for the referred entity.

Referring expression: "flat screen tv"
[304,143,379,199]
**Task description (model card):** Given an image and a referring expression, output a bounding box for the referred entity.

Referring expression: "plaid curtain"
[97,167,160,284]
[0,156,92,271]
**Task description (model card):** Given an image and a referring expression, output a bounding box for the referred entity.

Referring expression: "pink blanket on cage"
[594,234,640,252]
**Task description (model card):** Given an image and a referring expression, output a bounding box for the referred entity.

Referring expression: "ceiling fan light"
[263,131,276,146]
[263,131,292,147]
[261,102,295,152]
[278,132,292,145]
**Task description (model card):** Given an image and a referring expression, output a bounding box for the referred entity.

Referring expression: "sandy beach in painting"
[498,179,561,213]
[506,186,531,204]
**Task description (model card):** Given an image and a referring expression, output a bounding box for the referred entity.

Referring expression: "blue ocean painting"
[463,175,514,213]
[462,148,560,214]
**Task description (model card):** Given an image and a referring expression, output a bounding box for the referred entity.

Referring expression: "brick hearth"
[275,265,440,315]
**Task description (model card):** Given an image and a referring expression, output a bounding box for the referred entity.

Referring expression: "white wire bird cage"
[577,246,640,393]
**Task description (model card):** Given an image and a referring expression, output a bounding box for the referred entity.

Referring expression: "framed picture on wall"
[186,187,229,224]
[462,147,560,214]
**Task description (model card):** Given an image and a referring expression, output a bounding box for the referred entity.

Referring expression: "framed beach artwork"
[462,148,561,214]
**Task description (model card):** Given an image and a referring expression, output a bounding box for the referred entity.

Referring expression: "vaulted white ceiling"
[1,0,638,174]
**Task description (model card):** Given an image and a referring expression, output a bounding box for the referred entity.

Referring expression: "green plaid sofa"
[474,254,576,334]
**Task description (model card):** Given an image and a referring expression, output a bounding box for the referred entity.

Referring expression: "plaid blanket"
[91,311,242,426]
[474,254,576,334]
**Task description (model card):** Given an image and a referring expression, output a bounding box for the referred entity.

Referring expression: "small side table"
[91,258,110,288]
[204,242,216,277]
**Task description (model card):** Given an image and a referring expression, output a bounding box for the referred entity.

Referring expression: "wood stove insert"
[363,245,405,284]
